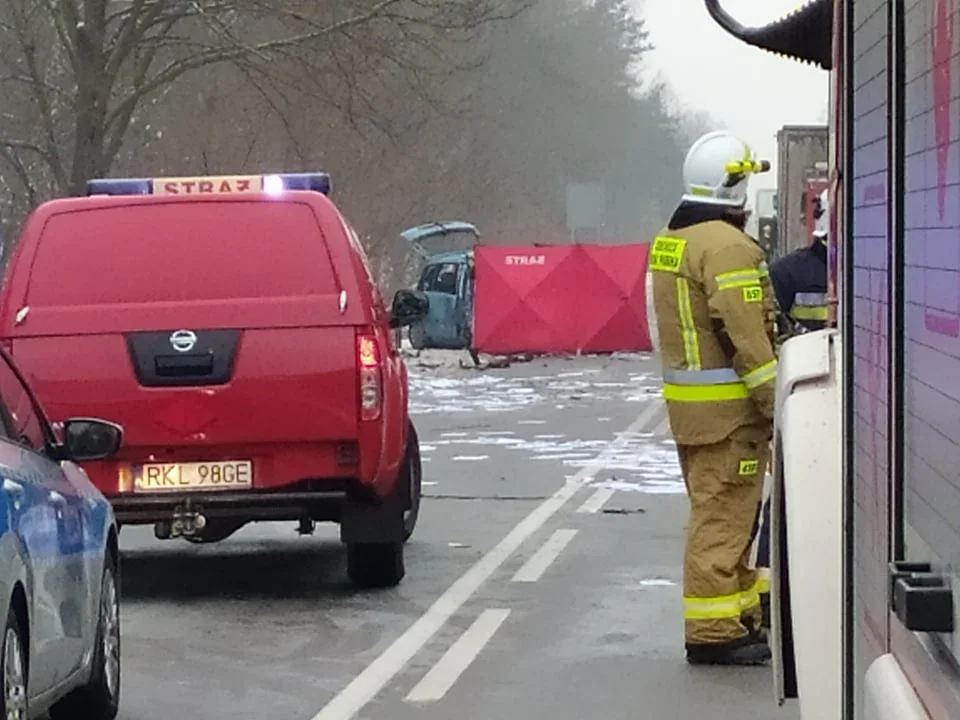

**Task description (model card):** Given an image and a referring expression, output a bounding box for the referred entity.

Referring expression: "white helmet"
[812,188,828,242]
[682,131,770,208]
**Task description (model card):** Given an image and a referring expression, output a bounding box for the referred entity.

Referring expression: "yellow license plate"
[133,461,253,493]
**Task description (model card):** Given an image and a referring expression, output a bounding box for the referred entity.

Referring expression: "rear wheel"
[408,322,426,350]
[2,605,27,720]
[346,542,405,589]
[402,424,423,542]
[50,554,120,720]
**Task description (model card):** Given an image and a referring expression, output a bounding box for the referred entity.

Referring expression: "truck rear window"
[27,202,339,306]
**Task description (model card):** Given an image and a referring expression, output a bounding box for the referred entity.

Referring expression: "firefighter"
[769,188,830,333]
[752,189,831,628]
[650,130,777,666]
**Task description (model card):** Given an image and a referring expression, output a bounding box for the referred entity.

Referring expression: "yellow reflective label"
[742,286,762,303]
[649,236,686,273]
[738,459,759,475]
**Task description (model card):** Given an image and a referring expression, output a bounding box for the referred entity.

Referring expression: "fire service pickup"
[0,172,430,589]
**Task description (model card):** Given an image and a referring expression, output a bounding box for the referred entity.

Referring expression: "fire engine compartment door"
[771,329,843,719]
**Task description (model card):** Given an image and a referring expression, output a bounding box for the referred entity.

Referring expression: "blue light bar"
[85,172,332,197]
[85,178,153,196]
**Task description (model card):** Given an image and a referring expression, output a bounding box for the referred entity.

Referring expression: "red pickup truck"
[0,172,429,588]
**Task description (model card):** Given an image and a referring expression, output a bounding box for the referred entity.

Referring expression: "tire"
[346,542,405,589]
[402,423,423,542]
[1,603,28,720]
[50,554,120,720]
[408,322,426,350]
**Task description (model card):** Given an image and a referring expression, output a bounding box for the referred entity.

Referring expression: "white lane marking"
[452,455,489,461]
[512,529,578,582]
[405,609,511,703]
[309,400,660,720]
[655,415,670,435]
[576,487,616,514]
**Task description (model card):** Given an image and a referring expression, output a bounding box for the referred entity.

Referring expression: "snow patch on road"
[409,375,544,415]
[407,364,661,416]
[421,426,684,495]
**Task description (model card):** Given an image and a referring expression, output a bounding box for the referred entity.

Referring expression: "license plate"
[133,461,253,493]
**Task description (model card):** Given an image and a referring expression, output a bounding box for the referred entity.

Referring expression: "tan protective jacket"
[650,220,778,445]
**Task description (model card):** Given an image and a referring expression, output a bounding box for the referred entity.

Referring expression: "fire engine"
[706,1,960,718]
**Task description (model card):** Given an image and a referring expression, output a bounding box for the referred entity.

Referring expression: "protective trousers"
[678,422,771,645]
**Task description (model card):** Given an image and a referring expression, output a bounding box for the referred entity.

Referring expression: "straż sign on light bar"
[85,172,332,197]
[154,175,260,195]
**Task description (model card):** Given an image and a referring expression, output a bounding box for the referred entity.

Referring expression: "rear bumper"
[108,476,407,543]
[83,438,401,500]
[109,488,348,524]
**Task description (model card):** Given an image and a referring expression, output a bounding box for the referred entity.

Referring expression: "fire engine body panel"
[704,0,960,717]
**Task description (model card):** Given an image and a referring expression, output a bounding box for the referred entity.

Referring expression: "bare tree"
[0,0,531,204]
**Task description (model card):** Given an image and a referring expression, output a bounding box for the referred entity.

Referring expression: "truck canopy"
[401,221,479,259]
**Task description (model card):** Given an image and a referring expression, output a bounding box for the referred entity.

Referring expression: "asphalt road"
[112,351,797,720]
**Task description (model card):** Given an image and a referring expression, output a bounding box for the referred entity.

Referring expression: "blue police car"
[0,346,124,719]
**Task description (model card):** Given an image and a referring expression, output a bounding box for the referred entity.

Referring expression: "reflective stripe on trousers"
[790,291,828,321]
[661,362,778,402]
[683,578,764,620]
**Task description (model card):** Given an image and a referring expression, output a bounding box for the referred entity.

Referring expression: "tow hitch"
[297,517,316,536]
[155,504,207,540]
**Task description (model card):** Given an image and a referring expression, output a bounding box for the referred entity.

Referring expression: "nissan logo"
[169,329,198,353]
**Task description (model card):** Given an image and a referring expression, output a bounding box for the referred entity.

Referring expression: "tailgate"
[12,327,359,448]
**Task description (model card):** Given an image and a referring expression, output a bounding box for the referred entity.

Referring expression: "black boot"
[685,634,772,666]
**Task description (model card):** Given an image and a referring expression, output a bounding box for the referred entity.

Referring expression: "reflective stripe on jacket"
[650,220,778,445]
[790,291,829,322]
[769,244,828,331]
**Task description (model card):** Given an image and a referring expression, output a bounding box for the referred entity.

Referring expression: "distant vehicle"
[0,346,123,719]
[775,125,828,259]
[401,221,479,350]
[0,172,429,589]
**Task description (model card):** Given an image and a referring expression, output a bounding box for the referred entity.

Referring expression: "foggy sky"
[635,0,830,199]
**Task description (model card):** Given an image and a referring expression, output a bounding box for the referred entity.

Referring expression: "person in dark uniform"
[768,189,830,334]
[754,188,830,627]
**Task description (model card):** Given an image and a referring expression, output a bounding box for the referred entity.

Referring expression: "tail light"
[357,332,382,421]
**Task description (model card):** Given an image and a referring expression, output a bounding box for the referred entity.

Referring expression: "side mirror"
[389,289,429,329]
[60,418,123,462]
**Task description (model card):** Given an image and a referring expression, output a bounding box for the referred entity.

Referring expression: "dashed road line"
[405,609,511,703]
[309,403,658,720]
[576,487,616,514]
[654,414,671,436]
[512,529,578,582]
